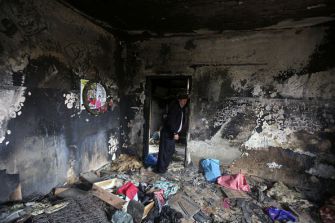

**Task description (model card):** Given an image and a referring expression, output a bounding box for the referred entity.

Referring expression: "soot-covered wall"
[0,0,120,197]
[123,23,335,187]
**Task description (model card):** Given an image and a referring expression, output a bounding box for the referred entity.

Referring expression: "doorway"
[143,76,191,167]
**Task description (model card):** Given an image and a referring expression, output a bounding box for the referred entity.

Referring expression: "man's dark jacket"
[163,100,188,138]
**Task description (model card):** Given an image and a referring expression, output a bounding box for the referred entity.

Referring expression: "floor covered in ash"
[1,153,334,223]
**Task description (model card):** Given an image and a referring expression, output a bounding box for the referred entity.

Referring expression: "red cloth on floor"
[217,173,251,192]
[116,182,138,200]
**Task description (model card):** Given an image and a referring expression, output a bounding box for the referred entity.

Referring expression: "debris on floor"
[201,159,221,182]
[320,196,335,223]
[0,154,332,223]
[267,207,297,222]
[267,181,313,209]
[0,198,70,223]
[217,172,251,192]
[168,192,200,219]
[0,170,22,204]
[98,154,143,174]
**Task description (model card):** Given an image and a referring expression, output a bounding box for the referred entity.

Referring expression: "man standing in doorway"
[156,94,189,174]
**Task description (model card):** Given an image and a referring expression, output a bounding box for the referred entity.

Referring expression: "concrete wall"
[0,0,334,197]
[0,0,120,197]
[123,23,335,187]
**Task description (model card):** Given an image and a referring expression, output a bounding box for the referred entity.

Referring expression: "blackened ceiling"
[63,0,335,33]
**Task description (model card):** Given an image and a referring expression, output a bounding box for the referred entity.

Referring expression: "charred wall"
[123,24,335,187]
[0,0,120,197]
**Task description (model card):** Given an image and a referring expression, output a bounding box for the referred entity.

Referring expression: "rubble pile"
[108,154,143,173]
[0,154,331,223]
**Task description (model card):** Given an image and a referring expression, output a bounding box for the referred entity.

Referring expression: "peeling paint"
[8,54,29,73]
[64,93,78,109]
[0,87,26,144]
[108,133,118,160]
[213,100,247,128]
[252,85,263,97]
[306,163,335,179]
[244,122,293,149]
[139,91,145,104]
[266,162,283,169]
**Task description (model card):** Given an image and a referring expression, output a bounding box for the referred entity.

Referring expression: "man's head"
[177,94,189,108]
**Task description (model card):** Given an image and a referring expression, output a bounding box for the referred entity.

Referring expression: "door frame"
[143,75,192,166]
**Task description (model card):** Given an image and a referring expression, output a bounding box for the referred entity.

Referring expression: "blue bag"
[201,159,221,182]
[144,153,158,166]
[267,207,296,222]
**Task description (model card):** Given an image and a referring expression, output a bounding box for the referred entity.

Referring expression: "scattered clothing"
[266,181,311,207]
[223,198,230,209]
[137,183,154,205]
[154,206,183,223]
[126,200,144,223]
[153,180,179,199]
[116,182,139,201]
[217,173,251,192]
[154,190,165,213]
[144,153,158,167]
[267,207,296,222]
[112,210,133,223]
[201,159,221,182]
[236,199,272,223]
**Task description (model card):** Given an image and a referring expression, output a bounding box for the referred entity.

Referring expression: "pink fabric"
[217,173,251,192]
[154,190,165,213]
[223,198,230,209]
[116,182,138,200]
[154,190,165,205]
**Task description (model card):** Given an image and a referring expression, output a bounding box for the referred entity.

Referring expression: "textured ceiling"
[63,0,335,33]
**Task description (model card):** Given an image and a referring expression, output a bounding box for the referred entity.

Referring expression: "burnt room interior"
[0,0,335,222]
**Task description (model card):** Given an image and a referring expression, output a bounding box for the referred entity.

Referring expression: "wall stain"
[22,56,77,90]
[12,71,24,86]
[222,113,247,139]
[0,0,119,197]
[219,74,235,99]
[273,68,300,83]
[0,41,3,52]
[8,0,47,37]
[184,39,196,50]
[1,18,18,37]
[305,23,335,73]
[159,43,171,64]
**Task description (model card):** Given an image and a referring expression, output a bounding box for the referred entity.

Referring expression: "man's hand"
[173,134,179,140]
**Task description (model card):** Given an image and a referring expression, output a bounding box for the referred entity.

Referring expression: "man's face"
[178,98,188,108]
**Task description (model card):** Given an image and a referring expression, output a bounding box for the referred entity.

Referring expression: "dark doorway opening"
[143,76,191,167]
